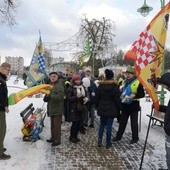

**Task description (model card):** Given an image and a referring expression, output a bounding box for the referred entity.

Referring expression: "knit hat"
[0,62,11,68]
[105,69,114,79]
[82,77,90,87]
[126,65,135,74]
[84,66,92,72]
[72,75,81,82]
[49,72,58,76]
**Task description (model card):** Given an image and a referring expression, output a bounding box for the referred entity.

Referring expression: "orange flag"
[125,2,170,110]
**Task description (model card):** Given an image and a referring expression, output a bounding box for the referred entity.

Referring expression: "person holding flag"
[124,2,170,110]
[120,1,170,168]
[112,65,145,144]
[43,72,65,147]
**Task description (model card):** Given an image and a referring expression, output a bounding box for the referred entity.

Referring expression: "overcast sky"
[0,0,168,66]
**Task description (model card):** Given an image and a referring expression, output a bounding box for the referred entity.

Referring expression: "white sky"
[0,0,169,66]
[0,75,168,169]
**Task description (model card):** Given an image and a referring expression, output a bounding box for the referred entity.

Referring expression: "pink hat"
[72,75,81,82]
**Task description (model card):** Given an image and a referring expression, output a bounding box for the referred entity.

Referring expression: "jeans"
[165,135,170,170]
[98,116,114,145]
[89,105,95,125]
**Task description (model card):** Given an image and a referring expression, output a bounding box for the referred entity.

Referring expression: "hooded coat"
[95,80,121,118]
[157,72,170,136]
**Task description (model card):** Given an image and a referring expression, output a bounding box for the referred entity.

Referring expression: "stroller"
[20,103,46,142]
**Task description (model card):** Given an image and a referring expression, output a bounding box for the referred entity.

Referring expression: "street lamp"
[137,0,153,17]
[137,0,166,105]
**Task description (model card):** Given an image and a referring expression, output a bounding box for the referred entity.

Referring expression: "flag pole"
[92,52,95,77]
[139,106,154,170]
[160,0,165,105]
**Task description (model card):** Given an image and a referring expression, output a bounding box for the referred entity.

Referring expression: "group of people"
[43,66,97,145]
[0,62,170,170]
[96,65,145,149]
[42,65,145,149]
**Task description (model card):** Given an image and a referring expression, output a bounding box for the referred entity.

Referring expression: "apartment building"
[5,56,24,76]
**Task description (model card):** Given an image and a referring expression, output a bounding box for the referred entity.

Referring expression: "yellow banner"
[125,2,170,110]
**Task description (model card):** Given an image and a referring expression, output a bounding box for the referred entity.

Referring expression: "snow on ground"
[0,75,169,169]
[0,76,50,170]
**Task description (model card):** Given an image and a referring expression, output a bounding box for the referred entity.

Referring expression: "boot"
[0,153,11,160]
[46,138,54,143]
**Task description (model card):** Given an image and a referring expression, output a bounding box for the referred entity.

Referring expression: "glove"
[129,93,136,99]
[83,97,89,104]
[91,92,95,97]
[121,95,130,103]
[121,94,135,103]
[43,95,51,102]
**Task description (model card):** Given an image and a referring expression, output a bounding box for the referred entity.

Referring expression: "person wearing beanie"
[113,65,145,144]
[105,69,114,79]
[156,72,170,170]
[126,65,135,74]
[71,75,81,82]
[0,62,11,160]
[95,69,121,149]
[43,72,65,147]
[66,75,87,143]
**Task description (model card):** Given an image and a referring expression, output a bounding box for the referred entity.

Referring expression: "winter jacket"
[95,79,121,118]
[121,77,145,113]
[157,72,170,136]
[66,84,87,122]
[85,79,97,110]
[0,72,8,111]
[43,79,64,116]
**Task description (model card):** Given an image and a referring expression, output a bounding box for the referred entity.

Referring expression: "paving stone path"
[42,118,166,170]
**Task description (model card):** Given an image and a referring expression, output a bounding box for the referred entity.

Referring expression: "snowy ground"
[0,75,168,170]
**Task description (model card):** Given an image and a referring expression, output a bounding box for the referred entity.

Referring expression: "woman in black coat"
[95,69,121,149]
[67,75,87,143]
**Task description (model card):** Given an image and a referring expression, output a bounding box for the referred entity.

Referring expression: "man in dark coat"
[0,62,11,160]
[113,65,145,144]
[157,72,170,170]
[95,69,121,149]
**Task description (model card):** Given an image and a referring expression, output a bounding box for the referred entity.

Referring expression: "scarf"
[74,85,85,97]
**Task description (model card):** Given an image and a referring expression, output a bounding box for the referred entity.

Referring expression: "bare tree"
[0,0,20,26]
[44,48,52,70]
[78,16,117,67]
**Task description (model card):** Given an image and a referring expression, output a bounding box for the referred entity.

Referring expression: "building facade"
[5,56,24,76]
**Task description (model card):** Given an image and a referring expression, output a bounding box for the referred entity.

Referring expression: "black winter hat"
[105,69,114,79]
[157,72,170,88]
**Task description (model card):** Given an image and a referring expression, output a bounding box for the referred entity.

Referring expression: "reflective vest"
[64,81,71,99]
[121,79,140,104]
